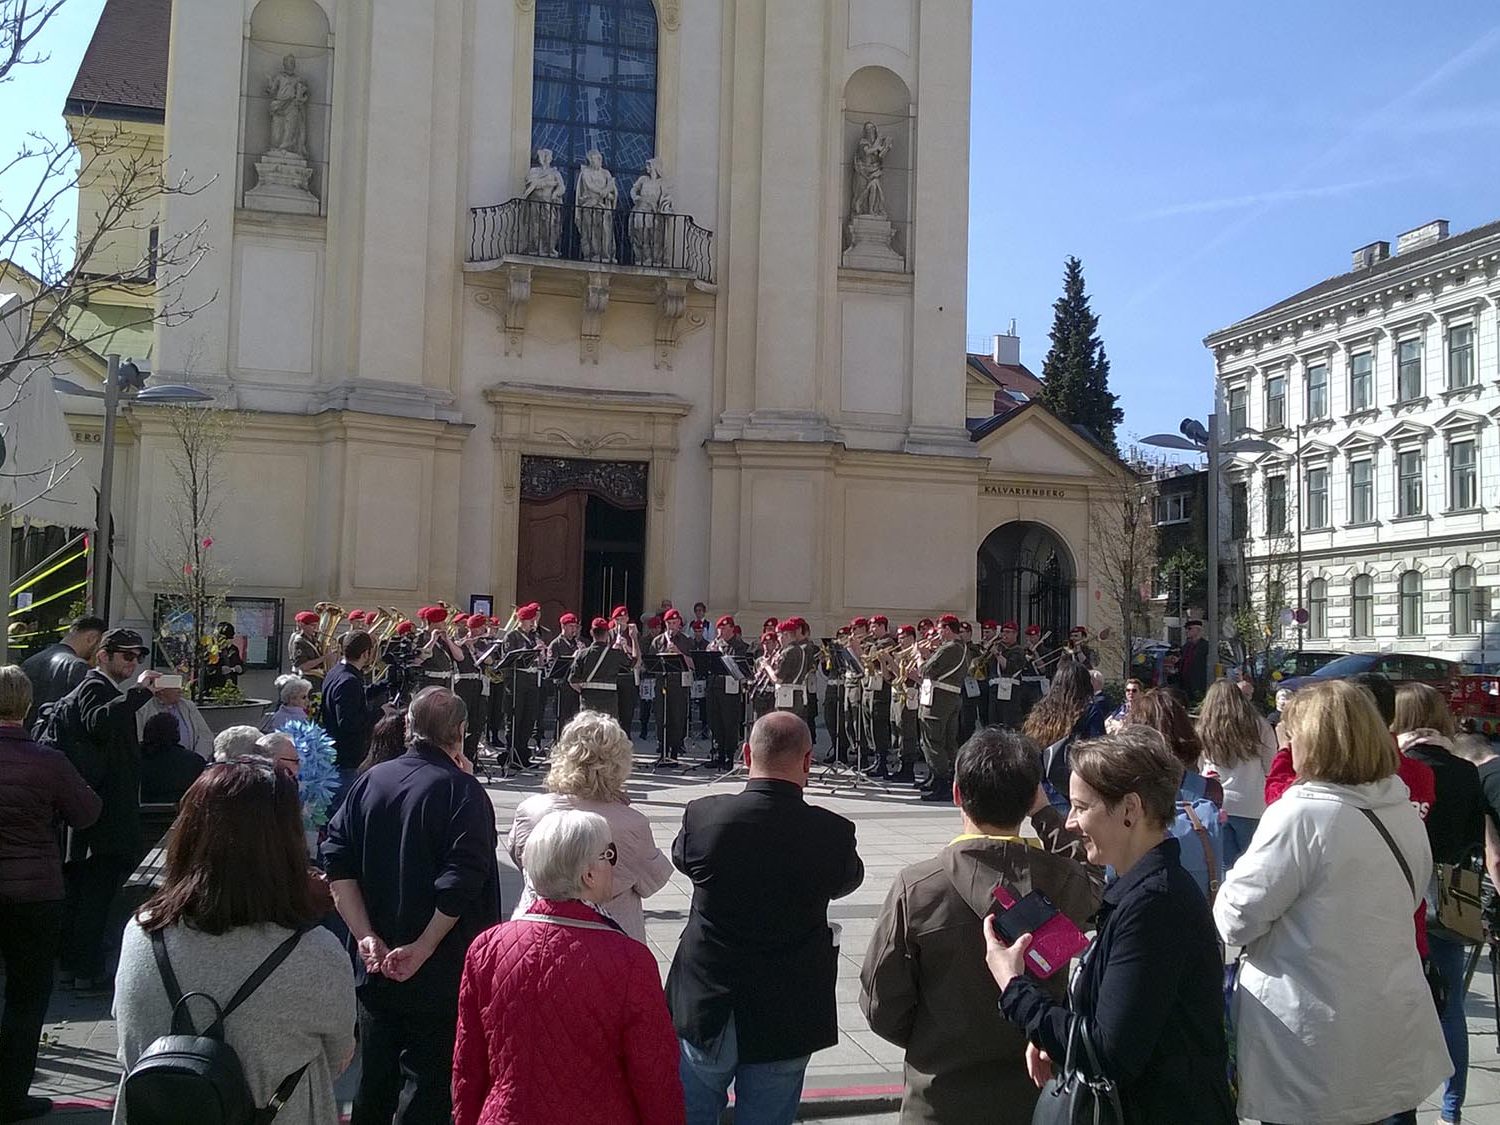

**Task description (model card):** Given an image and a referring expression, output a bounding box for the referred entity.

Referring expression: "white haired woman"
[507,710,672,941]
[265,674,314,733]
[454,810,684,1125]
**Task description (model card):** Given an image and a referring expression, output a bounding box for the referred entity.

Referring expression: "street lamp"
[1143,415,1278,683]
[52,354,212,620]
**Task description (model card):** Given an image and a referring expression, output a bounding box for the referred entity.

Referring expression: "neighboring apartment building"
[1205,218,1500,669]
[1143,462,1209,640]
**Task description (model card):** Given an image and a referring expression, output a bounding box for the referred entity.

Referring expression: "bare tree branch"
[0,0,69,85]
[1089,460,1158,682]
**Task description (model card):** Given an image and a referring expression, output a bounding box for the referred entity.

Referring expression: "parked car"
[1279,652,1463,694]
[1451,676,1500,737]
[1266,650,1349,681]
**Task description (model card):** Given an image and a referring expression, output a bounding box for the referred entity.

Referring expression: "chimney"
[1395,220,1449,255]
[992,327,1021,366]
[1351,241,1390,271]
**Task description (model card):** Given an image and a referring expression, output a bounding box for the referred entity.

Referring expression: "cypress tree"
[1038,256,1123,453]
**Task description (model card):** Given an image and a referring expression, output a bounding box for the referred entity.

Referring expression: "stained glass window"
[532,0,658,201]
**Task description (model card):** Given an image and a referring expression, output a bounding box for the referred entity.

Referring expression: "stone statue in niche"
[842,120,903,271]
[575,150,618,262]
[520,148,566,257]
[629,158,673,267]
[850,121,892,218]
[246,53,319,215]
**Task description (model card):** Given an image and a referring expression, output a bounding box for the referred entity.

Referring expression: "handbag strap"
[1181,803,1220,904]
[151,927,307,1038]
[1357,806,1416,900]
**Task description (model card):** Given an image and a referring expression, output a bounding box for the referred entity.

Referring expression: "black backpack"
[122,928,310,1125]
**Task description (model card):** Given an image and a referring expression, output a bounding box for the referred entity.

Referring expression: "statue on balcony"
[575,150,618,263]
[850,121,892,218]
[629,158,673,268]
[521,148,566,257]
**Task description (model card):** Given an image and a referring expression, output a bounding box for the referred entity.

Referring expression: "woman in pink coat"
[453,809,684,1125]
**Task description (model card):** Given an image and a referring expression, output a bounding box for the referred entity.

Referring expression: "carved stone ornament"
[246,54,320,215]
[520,455,649,508]
[581,272,611,364]
[654,278,688,370]
[472,264,533,357]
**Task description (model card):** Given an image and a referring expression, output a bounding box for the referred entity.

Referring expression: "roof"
[1209,217,1500,343]
[967,353,1044,398]
[65,0,172,122]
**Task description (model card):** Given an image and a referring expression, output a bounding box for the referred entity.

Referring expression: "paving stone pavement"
[14,730,1500,1123]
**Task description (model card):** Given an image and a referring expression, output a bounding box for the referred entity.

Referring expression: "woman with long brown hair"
[1196,679,1277,869]
[1023,659,1106,810]
[113,762,355,1125]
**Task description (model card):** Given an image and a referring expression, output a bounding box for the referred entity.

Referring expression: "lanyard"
[949,833,1041,850]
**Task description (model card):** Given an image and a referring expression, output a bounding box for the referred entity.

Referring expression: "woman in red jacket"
[453,809,684,1125]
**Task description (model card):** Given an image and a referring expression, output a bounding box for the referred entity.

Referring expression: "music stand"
[496,648,540,779]
[683,650,727,769]
[642,651,685,766]
[817,643,867,789]
[546,657,574,744]
[709,653,757,784]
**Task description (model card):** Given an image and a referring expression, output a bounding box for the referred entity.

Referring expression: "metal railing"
[468,199,715,285]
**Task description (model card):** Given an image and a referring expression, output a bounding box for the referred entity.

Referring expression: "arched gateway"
[976,521,1075,640]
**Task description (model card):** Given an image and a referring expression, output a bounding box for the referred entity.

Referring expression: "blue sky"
[8,1,1500,453]
[969,2,1500,450]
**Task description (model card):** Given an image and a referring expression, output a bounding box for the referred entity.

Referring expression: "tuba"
[314,601,346,652]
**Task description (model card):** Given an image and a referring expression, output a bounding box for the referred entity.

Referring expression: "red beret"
[591,616,610,631]
[917,617,934,630]
[294,610,318,625]
[1025,624,1041,636]
[871,615,889,627]
[762,617,778,630]
[1002,621,1019,632]
[515,604,540,622]
[851,616,869,629]
[559,612,579,625]
[394,620,416,636]
[1070,626,1088,637]
[347,609,366,622]
[776,619,799,634]
[611,605,630,620]
[981,620,998,630]
[898,624,916,638]
[939,614,961,630]
[664,608,683,623]
[418,605,447,625]
[716,614,736,629]
[648,615,664,629]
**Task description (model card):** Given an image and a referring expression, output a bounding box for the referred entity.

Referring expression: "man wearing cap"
[1015,625,1049,721]
[915,615,968,802]
[447,615,485,764]
[705,615,750,769]
[502,604,546,766]
[609,606,641,732]
[889,625,922,783]
[1067,625,1097,671]
[548,612,583,738]
[652,609,696,766]
[769,619,811,731]
[59,628,164,992]
[957,622,983,747]
[689,602,713,738]
[1179,618,1209,703]
[858,616,896,778]
[290,609,332,690]
[570,618,632,717]
[991,622,1026,730]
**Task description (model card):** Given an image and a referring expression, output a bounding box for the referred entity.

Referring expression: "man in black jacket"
[321,631,391,812]
[58,627,161,992]
[668,712,864,1125]
[21,614,106,728]
[324,687,500,1125]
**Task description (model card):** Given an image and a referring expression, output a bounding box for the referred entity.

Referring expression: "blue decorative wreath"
[283,719,339,830]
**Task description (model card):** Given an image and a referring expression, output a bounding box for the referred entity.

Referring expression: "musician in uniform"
[836,618,869,765]
[916,614,969,802]
[1014,624,1049,722]
[751,620,779,721]
[704,614,750,768]
[974,621,999,728]
[990,621,1027,730]
[609,605,640,733]
[652,608,696,766]
[818,627,849,763]
[449,613,485,764]
[689,602,713,738]
[289,610,332,691]
[638,614,664,740]
[1067,625,1098,670]
[768,618,810,731]
[570,616,631,717]
[414,604,457,693]
[502,602,546,767]
[888,624,922,784]
[380,619,420,707]
[957,621,983,746]
[547,612,582,739]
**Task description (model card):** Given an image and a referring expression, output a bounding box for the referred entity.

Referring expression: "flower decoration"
[283,719,339,832]
[201,536,214,549]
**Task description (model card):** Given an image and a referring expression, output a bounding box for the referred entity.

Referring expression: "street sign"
[1292,607,1310,625]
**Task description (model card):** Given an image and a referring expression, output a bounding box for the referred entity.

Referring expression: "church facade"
[62,0,1132,644]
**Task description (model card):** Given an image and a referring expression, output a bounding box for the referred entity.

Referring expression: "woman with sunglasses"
[453,809,684,1125]
[1105,678,1142,733]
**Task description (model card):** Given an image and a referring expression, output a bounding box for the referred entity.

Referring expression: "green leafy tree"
[1039,256,1123,453]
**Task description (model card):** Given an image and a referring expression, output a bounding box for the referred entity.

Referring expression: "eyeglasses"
[1125,687,1139,695]
[600,842,618,866]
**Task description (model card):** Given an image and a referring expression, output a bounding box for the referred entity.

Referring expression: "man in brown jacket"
[860,727,1103,1123]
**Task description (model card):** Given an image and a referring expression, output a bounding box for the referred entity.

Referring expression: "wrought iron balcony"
[467,199,715,285]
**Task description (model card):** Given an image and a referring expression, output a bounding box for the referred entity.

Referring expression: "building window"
[1227,386,1248,436]
[531,0,660,200]
[1305,465,1329,529]
[1449,439,1477,510]
[1397,449,1424,517]
[1349,350,1373,411]
[1447,323,1475,390]
[1155,492,1192,525]
[1265,475,1287,535]
[1265,374,1286,430]
[1307,577,1328,639]
[1398,570,1423,636]
[1352,574,1373,638]
[1397,337,1423,402]
[1452,566,1477,635]
[1229,481,1249,540]
[1349,458,1374,524]
[1306,363,1329,421]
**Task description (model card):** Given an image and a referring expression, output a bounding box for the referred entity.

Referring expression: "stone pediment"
[1433,408,1488,432]
[1381,418,1434,443]
[972,403,1131,481]
[1336,429,1382,450]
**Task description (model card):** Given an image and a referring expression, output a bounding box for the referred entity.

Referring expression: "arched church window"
[532,0,658,197]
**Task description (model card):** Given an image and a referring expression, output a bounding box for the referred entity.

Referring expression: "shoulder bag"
[1032,948,1125,1125]
[1356,806,1448,1012]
